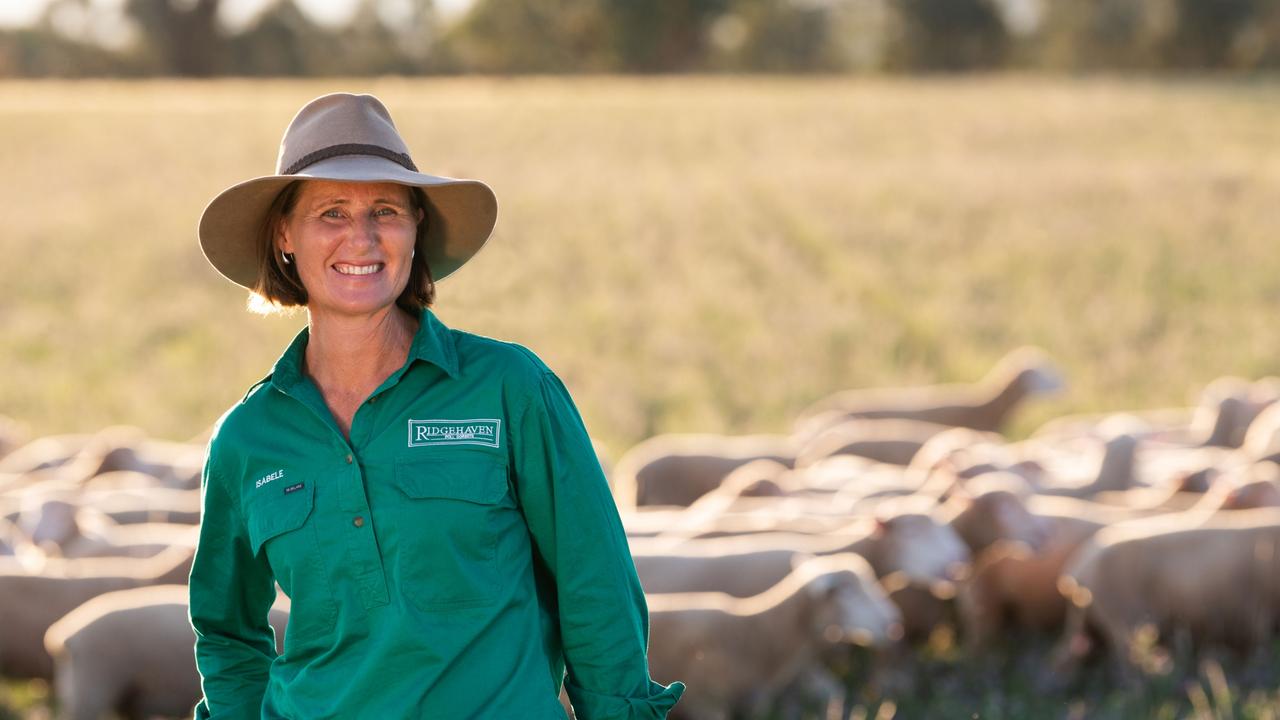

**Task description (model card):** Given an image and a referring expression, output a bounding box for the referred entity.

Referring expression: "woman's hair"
[249,180,436,315]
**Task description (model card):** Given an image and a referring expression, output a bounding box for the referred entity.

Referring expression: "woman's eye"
[321,208,343,218]
[374,207,397,217]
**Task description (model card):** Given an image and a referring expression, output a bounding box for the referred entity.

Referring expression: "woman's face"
[278,180,424,319]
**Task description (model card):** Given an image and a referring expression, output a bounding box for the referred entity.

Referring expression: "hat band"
[283,143,419,176]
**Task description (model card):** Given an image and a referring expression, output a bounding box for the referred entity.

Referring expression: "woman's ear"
[277,220,294,255]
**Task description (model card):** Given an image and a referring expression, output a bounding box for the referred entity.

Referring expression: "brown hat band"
[284,143,419,175]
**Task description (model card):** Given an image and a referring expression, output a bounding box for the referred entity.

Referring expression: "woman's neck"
[303,305,418,399]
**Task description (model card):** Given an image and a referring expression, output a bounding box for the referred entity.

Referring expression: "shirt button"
[353,516,364,528]
[345,454,353,464]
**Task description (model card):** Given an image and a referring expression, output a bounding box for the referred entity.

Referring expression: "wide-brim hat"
[198,92,497,289]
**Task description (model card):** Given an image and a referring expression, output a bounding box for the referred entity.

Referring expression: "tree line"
[3,0,1280,77]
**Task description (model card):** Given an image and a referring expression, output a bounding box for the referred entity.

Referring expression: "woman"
[189,92,684,719]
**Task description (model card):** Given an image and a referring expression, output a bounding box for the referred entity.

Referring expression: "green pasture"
[4,76,1280,456]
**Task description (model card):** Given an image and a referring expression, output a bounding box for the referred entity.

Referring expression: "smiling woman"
[255,179,431,316]
[187,92,684,719]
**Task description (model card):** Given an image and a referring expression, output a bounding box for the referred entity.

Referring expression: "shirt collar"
[268,307,459,394]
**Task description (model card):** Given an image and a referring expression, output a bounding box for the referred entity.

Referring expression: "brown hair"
[250,180,435,314]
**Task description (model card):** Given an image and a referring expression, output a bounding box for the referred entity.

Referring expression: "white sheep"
[44,585,288,720]
[635,511,970,588]
[612,433,799,509]
[793,418,953,468]
[794,347,1064,440]
[1052,508,1280,683]
[646,553,902,720]
[0,545,194,680]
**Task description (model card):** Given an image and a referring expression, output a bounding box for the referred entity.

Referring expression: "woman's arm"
[511,368,685,720]
[188,443,279,720]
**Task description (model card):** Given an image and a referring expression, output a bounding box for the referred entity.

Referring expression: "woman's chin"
[310,290,403,318]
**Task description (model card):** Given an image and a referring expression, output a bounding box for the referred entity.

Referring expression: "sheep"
[16,496,195,558]
[880,572,959,643]
[0,434,94,475]
[44,585,289,720]
[954,481,1239,652]
[1192,376,1280,449]
[634,548,804,598]
[0,545,195,679]
[667,459,794,522]
[646,553,902,720]
[1052,508,1280,683]
[1183,463,1280,513]
[944,486,1049,557]
[1031,408,1198,446]
[1014,432,1141,499]
[634,511,970,588]
[58,426,155,483]
[80,470,168,492]
[612,434,799,509]
[793,347,1064,439]
[1243,401,1280,463]
[80,485,203,526]
[793,418,954,468]
[948,490,1149,651]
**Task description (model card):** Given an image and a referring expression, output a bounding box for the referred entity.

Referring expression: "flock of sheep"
[613,348,1280,719]
[3,347,1280,719]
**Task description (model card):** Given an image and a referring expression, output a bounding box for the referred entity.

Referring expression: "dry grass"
[3,75,1280,460]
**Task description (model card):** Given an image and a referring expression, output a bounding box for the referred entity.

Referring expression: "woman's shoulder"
[202,375,277,465]
[447,328,556,380]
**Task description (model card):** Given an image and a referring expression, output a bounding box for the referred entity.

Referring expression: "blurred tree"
[1036,0,1280,70]
[727,0,842,72]
[440,0,615,72]
[225,0,322,75]
[228,0,440,76]
[1166,0,1265,68]
[601,0,731,71]
[885,0,1010,70]
[125,0,223,76]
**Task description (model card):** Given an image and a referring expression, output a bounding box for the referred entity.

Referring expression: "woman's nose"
[348,215,379,247]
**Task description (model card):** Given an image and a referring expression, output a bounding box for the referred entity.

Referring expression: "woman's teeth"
[334,263,384,276]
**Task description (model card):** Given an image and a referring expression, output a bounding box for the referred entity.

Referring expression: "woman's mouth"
[333,262,385,276]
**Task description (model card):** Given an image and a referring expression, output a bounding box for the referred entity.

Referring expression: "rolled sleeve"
[511,369,685,720]
[188,441,279,720]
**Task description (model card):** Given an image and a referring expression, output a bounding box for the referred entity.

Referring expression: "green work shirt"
[188,307,684,719]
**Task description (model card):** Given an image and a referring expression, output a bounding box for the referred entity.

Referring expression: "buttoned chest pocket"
[391,456,517,611]
[245,482,336,644]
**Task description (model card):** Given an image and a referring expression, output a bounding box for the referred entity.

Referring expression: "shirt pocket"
[245,481,336,648]
[391,455,516,611]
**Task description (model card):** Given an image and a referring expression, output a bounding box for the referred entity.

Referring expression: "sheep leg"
[52,655,119,720]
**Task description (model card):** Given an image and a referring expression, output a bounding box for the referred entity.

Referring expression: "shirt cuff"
[565,679,686,720]
[193,696,265,720]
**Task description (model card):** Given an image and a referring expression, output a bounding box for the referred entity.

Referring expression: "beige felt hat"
[198,92,498,289]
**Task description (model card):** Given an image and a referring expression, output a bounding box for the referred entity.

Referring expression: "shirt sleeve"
[511,369,685,720]
[188,441,280,720]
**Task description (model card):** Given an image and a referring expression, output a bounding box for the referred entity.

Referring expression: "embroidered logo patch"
[408,418,502,448]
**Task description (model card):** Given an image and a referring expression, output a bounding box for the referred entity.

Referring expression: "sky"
[0,0,475,30]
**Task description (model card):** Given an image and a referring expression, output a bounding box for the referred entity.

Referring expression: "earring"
[281,250,292,265]
[411,248,416,260]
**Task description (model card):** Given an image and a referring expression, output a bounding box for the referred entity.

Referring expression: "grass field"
[4,75,1280,457]
[3,75,1280,718]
